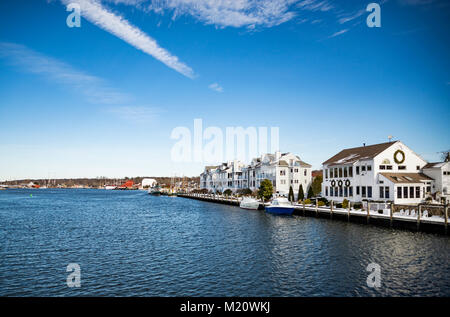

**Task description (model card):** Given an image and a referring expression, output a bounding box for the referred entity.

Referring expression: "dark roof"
[380,172,434,184]
[323,141,396,166]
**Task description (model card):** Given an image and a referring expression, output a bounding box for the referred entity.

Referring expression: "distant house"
[321,141,448,205]
[141,178,157,188]
[200,151,312,199]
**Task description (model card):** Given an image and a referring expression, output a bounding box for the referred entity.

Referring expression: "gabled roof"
[380,172,434,184]
[323,141,396,166]
[278,160,289,167]
[299,160,312,168]
[423,162,447,169]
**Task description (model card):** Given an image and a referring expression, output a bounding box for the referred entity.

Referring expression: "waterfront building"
[200,151,312,198]
[321,141,448,205]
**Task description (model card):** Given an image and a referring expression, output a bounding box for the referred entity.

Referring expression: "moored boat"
[148,186,162,196]
[239,197,260,210]
[265,197,295,215]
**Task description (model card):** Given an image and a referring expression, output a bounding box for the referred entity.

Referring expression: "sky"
[0,0,449,180]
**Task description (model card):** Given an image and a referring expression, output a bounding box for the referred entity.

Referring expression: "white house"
[200,151,312,198]
[141,178,157,188]
[422,159,450,204]
[321,141,441,205]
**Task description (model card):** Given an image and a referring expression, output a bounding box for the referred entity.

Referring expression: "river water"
[0,189,448,296]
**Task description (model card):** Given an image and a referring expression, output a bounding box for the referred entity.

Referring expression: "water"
[0,189,449,296]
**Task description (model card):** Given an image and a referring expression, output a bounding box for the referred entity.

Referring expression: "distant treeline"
[1,176,200,187]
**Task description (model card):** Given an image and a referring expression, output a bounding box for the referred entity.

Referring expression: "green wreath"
[394,150,405,164]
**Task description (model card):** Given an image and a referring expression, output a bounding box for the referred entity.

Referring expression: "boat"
[265,197,295,215]
[104,185,117,190]
[239,197,260,210]
[148,185,162,196]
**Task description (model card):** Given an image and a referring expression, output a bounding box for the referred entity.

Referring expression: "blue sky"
[0,0,449,180]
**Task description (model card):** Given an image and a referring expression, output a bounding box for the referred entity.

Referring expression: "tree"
[288,186,294,202]
[223,189,233,196]
[258,179,273,202]
[307,185,314,199]
[298,184,304,202]
[312,175,323,196]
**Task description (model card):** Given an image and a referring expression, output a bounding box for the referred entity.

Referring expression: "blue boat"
[265,197,295,215]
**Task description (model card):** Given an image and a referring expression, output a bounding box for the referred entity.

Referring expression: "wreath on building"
[394,150,405,164]
[331,180,336,187]
[338,180,343,187]
[345,180,350,187]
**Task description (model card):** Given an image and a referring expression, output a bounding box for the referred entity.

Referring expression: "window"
[368,186,372,198]
[349,187,353,197]
[330,187,333,196]
[397,187,402,199]
[344,167,348,177]
[356,186,360,195]
[326,187,329,196]
[324,169,327,178]
[380,165,386,170]
[386,165,393,170]
[416,166,420,170]
[426,186,431,193]
[385,187,389,199]
[403,187,408,199]
[398,166,406,170]
[339,187,343,197]
[330,169,333,178]
[380,186,384,199]
[349,166,353,177]
[367,165,372,171]
[291,169,293,173]
[334,168,338,178]
[356,166,360,175]
[416,187,420,198]
[339,168,343,178]
[304,170,307,176]
[362,166,366,172]
[362,186,366,198]
[280,170,286,176]
[410,186,414,198]
[344,187,348,197]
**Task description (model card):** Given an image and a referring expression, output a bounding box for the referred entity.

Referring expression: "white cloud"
[338,9,365,24]
[208,82,223,92]
[0,42,129,104]
[107,105,161,122]
[327,28,348,38]
[61,0,194,78]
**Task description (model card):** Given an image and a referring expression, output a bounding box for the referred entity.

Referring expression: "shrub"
[353,202,362,210]
[342,199,349,209]
[318,201,325,207]
[336,203,343,209]
[258,179,273,202]
[223,189,233,196]
[304,198,311,205]
[318,197,329,205]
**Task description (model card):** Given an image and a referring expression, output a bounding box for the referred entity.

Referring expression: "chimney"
[363,143,366,147]
[275,151,281,160]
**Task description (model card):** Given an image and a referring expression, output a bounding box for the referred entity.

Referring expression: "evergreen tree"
[258,179,273,202]
[312,175,323,196]
[298,184,304,202]
[288,186,294,202]
[307,185,314,199]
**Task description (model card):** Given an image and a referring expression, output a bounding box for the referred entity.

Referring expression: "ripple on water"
[0,189,449,296]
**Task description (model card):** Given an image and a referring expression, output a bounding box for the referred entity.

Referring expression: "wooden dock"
[178,194,449,235]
